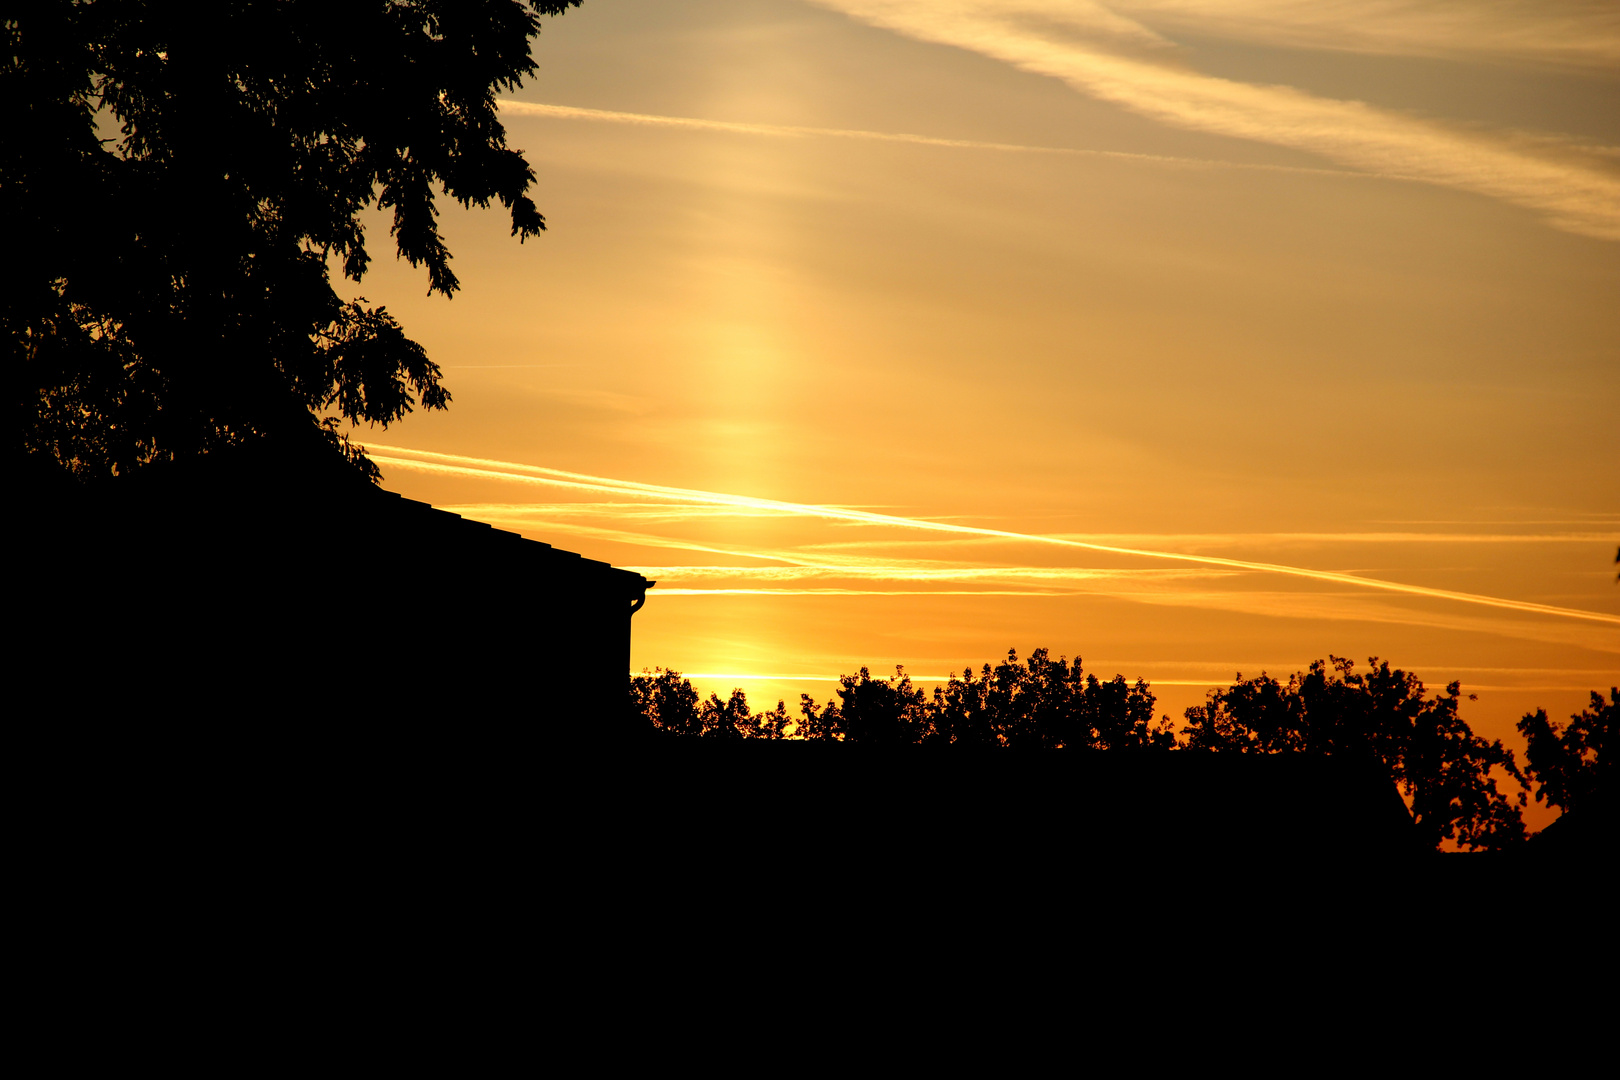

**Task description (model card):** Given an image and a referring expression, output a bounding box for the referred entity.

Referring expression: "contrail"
[365,443,1620,627]
[496,99,1357,179]
[809,1,1620,241]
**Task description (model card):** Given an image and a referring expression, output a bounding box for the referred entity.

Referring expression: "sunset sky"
[347,0,1616,818]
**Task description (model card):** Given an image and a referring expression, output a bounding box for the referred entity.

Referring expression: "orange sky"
[344,1,1617,825]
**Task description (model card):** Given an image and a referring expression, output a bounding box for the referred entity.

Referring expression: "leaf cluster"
[1182,656,1529,851]
[632,650,1616,853]
[629,668,793,741]
[8,1,579,479]
[632,648,1176,749]
[1517,688,1613,818]
[927,648,1174,750]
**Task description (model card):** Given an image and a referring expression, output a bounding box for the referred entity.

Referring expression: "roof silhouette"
[21,446,652,728]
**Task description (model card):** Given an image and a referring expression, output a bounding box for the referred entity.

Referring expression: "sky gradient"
[343,1,1617,825]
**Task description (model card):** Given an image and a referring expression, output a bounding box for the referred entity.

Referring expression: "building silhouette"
[21,448,653,728]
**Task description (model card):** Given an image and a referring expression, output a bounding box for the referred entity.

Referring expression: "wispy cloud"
[442,500,804,522]
[367,443,1620,626]
[498,99,1353,177]
[1108,1,1620,68]
[808,1,1620,240]
[623,569,1618,652]
[451,503,1617,545]
[813,531,1620,549]
[623,564,1232,585]
[422,514,1615,647]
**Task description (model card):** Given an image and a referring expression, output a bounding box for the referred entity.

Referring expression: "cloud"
[442,500,816,522]
[623,564,1233,586]
[366,443,1620,626]
[497,99,1351,177]
[812,531,1620,549]
[419,511,1617,647]
[641,584,1618,654]
[1108,1,1620,68]
[809,1,1620,240]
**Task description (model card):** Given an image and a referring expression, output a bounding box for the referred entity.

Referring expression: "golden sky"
[347,0,1617,817]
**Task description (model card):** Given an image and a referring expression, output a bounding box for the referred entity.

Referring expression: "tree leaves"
[633,649,1176,750]
[1184,656,1530,851]
[10,1,579,479]
[630,651,1588,852]
[1518,689,1614,817]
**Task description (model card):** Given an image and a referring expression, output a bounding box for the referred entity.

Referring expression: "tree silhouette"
[637,650,1178,748]
[625,652,1610,855]
[1182,656,1527,850]
[1518,689,1613,820]
[927,662,1001,747]
[10,1,579,481]
[930,649,1174,749]
[631,669,792,739]
[631,668,704,738]
[793,666,928,744]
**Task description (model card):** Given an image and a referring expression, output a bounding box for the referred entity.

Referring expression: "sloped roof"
[363,487,653,599]
[22,447,653,602]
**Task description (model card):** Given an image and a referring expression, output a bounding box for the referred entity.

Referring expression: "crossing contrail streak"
[365,444,1620,627]
[497,99,1356,178]
[809,2,1620,241]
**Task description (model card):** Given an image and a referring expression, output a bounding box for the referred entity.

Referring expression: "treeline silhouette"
[634,649,1174,748]
[632,649,1614,852]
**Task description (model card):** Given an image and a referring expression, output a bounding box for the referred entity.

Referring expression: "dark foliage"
[1182,656,1528,851]
[1517,688,1613,818]
[631,668,791,740]
[817,666,929,745]
[8,0,579,480]
[634,648,1175,749]
[924,649,1175,749]
[628,650,1600,853]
